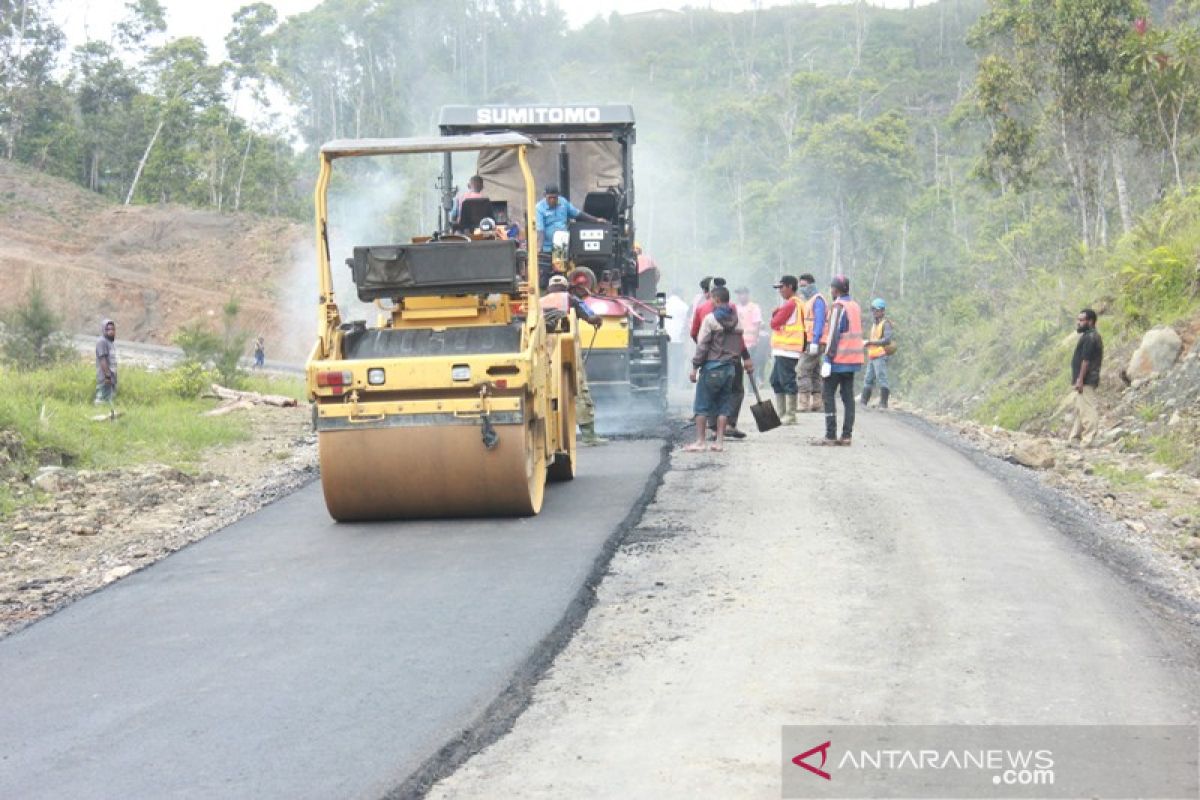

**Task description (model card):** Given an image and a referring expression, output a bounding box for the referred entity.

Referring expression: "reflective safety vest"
[803,292,826,344]
[866,318,895,360]
[821,298,865,365]
[539,291,570,313]
[770,296,806,354]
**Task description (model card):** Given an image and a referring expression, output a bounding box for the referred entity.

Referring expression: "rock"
[1126,326,1183,381]
[1012,439,1056,469]
[1168,411,1182,427]
[102,565,135,583]
[1146,470,1169,481]
[33,467,67,493]
[1125,519,1148,534]
[1184,537,1200,556]
[1172,515,1194,529]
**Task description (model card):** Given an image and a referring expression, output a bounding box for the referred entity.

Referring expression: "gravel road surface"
[429,411,1200,798]
[0,441,663,800]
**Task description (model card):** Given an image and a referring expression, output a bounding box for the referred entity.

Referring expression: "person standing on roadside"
[861,298,895,408]
[768,275,806,424]
[1068,308,1103,447]
[796,273,826,413]
[253,336,266,369]
[685,286,753,452]
[814,275,864,446]
[95,319,117,405]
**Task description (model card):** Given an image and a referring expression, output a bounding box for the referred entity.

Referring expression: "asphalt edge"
[893,410,1200,664]
[383,437,674,800]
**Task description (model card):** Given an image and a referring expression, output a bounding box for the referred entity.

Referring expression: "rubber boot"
[861,387,873,407]
[774,393,788,423]
[580,421,609,446]
[804,392,818,412]
[783,395,798,425]
[880,388,890,409]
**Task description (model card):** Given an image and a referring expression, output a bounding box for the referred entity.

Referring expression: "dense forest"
[3,0,1200,417]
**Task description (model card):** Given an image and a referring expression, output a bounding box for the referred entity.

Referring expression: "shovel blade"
[750,400,781,432]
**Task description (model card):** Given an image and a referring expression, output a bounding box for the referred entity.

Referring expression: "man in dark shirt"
[1069,308,1103,446]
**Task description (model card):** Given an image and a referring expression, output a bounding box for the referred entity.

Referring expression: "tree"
[1,279,73,368]
[173,297,249,387]
[0,0,64,160]
[968,0,1147,246]
[1123,17,1200,194]
[125,37,225,205]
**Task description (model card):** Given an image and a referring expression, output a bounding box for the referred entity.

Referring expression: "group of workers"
[460,176,904,450]
[681,272,896,451]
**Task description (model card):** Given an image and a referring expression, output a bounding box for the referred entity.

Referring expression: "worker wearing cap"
[861,298,895,409]
[541,275,607,446]
[815,275,864,445]
[768,275,807,424]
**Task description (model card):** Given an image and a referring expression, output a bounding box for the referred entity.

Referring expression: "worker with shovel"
[685,286,754,452]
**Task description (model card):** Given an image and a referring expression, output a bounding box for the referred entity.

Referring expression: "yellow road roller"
[305,133,581,521]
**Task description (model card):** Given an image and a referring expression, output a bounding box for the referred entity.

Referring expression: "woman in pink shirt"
[735,286,765,374]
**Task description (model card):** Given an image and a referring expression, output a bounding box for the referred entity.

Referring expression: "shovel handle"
[746,371,766,404]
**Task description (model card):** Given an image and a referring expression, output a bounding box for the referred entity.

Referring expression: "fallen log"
[203,399,255,417]
[210,384,298,408]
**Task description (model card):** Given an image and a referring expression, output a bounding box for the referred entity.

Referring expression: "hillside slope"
[0,159,308,359]
[906,185,1200,479]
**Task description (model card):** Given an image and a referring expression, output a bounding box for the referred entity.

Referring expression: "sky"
[55,0,932,61]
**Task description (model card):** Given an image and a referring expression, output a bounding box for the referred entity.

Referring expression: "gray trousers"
[798,352,823,393]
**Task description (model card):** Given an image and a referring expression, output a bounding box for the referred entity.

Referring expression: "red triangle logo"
[792,740,832,780]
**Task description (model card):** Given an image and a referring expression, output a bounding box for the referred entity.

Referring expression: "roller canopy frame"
[320,132,537,159]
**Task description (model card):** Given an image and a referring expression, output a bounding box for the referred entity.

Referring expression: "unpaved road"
[429,410,1200,798]
[0,442,662,800]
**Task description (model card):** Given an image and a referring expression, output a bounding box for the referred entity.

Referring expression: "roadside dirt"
[0,404,317,638]
[0,158,309,360]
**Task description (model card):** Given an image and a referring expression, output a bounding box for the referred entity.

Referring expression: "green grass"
[1092,462,1148,488]
[1147,434,1193,471]
[1136,403,1164,423]
[242,373,306,401]
[974,371,1068,431]
[0,362,256,472]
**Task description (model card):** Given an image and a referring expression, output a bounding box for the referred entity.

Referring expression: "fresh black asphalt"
[0,440,663,800]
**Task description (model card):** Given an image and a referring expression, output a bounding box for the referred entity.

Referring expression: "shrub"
[1,280,74,368]
[164,362,214,399]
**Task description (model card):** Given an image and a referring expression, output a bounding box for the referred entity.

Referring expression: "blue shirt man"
[535,185,607,252]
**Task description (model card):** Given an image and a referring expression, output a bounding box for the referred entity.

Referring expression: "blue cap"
[871,298,886,310]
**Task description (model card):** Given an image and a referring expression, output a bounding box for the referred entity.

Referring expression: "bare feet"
[681,442,706,452]
[709,442,724,451]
